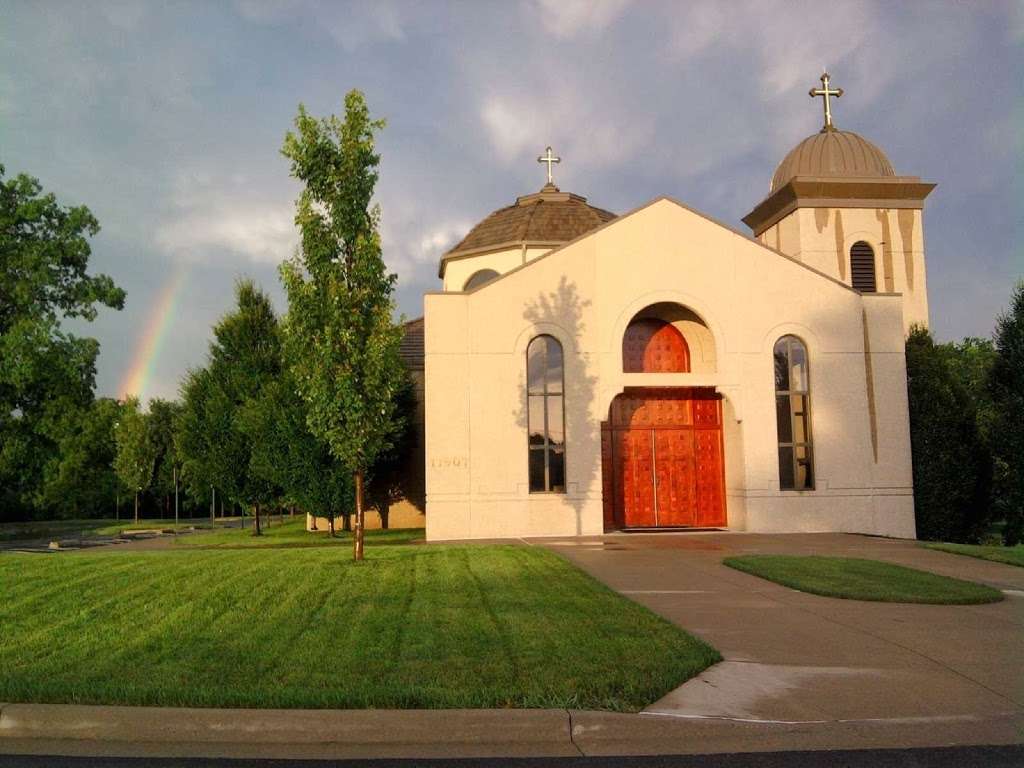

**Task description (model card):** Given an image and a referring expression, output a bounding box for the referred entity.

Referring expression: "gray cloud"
[2,0,1019,403]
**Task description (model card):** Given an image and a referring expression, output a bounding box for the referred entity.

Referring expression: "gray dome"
[771,129,895,192]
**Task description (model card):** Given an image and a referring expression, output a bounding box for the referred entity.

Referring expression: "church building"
[406,74,934,540]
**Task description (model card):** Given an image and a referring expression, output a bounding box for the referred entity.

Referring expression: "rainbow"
[118,268,189,403]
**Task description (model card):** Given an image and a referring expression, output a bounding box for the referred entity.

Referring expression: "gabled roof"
[439,195,863,298]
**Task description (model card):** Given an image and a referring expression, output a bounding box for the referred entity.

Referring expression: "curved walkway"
[537,532,1023,740]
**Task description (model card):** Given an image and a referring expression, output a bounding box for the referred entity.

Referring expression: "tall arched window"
[850,241,876,293]
[527,335,565,493]
[774,335,814,490]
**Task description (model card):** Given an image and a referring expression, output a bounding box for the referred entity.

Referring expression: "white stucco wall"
[424,198,917,541]
[442,245,562,292]
[758,207,929,332]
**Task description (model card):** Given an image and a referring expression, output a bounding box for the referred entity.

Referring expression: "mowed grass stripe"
[1,555,143,615]
[0,555,207,662]
[107,551,295,686]
[0,552,272,687]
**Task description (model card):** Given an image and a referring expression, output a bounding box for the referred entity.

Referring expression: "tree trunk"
[134,491,139,523]
[327,512,334,537]
[380,501,390,530]
[354,470,365,561]
[254,502,262,536]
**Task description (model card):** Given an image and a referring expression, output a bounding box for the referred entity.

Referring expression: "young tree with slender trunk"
[280,91,406,560]
[113,397,157,523]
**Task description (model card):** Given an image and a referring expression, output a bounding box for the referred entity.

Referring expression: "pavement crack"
[566,709,585,756]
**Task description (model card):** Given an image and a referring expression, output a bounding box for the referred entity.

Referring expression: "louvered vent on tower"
[850,241,877,293]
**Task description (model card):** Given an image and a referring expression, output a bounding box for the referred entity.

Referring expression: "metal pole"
[174,466,179,533]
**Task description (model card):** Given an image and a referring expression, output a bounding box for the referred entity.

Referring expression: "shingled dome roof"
[445,183,616,259]
[770,129,895,192]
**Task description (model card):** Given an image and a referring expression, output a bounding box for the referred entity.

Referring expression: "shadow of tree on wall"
[515,276,601,536]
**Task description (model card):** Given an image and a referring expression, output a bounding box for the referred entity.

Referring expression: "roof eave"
[742,176,937,236]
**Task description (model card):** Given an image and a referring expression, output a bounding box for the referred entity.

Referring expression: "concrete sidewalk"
[538,532,1023,739]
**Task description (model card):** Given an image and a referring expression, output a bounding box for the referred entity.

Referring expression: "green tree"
[149,399,184,519]
[989,280,1024,545]
[238,372,352,536]
[176,366,221,516]
[37,397,123,519]
[178,280,281,535]
[280,91,406,560]
[0,164,124,520]
[114,397,157,523]
[906,327,992,542]
[944,337,998,445]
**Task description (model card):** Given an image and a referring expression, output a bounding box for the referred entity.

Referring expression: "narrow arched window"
[463,269,499,290]
[527,335,565,493]
[774,336,814,490]
[850,241,876,293]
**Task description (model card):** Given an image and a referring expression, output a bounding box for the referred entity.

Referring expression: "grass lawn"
[0,534,719,711]
[723,555,1004,604]
[923,542,1024,569]
[171,516,423,549]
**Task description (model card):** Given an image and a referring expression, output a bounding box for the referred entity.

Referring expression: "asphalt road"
[0,745,1021,768]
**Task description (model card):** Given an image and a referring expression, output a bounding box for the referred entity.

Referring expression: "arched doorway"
[601,388,726,529]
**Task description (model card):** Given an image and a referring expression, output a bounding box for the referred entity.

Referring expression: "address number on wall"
[430,456,469,469]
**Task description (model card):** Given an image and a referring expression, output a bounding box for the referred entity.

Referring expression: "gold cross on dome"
[809,71,844,130]
[537,146,561,185]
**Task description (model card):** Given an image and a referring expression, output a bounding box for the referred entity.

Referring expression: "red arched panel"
[623,319,690,372]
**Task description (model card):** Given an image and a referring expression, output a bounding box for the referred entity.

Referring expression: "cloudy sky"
[3,0,1021,402]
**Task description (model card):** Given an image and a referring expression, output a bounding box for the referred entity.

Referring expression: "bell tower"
[742,72,936,332]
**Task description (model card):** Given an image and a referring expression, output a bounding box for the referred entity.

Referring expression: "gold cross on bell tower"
[809,71,843,131]
[537,146,561,186]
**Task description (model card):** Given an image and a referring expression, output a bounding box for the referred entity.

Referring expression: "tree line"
[2,91,410,558]
[906,281,1024,546]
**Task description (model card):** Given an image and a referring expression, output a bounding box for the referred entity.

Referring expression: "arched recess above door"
[623,318,690,372]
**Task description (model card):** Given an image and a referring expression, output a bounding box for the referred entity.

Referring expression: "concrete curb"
[0,703,1021,760]
[0,703,575,751]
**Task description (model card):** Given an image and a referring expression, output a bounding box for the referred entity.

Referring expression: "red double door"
[602,389,726,529]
